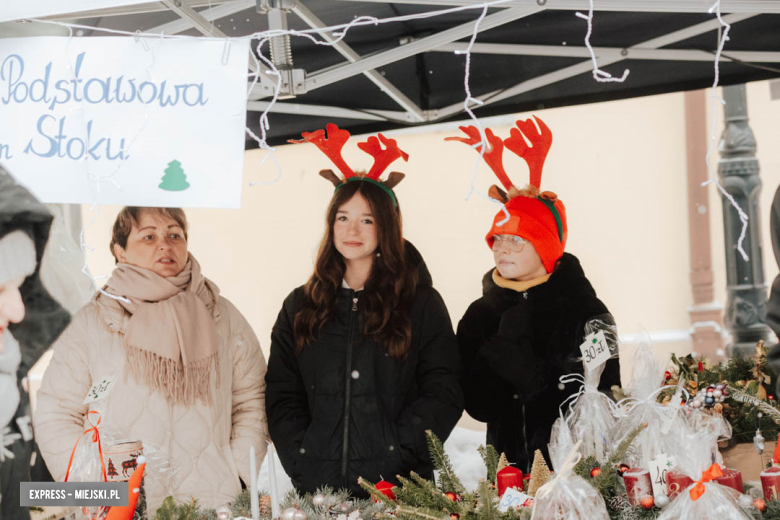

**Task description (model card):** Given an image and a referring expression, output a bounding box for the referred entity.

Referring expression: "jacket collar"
[481,253,597,310]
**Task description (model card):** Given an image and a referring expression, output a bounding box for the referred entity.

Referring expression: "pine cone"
[259,494,272,516]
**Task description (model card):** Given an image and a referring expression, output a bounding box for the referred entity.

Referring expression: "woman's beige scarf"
[103,254,220,405]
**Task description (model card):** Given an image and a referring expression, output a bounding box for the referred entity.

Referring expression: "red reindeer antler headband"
[446,115,564,242]
[289,123,409,206]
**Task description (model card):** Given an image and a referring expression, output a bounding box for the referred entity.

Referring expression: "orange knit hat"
[446,116,567,273]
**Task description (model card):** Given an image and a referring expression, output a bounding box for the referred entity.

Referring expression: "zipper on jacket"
[521,404,530,472]
[341,290,358,486]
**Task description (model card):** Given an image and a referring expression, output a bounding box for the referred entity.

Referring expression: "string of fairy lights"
[23,0,751,293]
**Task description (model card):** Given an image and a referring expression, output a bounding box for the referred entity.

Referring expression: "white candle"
[250,446,260,520]
[267,442,281,519]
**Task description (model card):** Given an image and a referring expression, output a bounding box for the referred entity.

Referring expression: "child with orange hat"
[449,116,621,473]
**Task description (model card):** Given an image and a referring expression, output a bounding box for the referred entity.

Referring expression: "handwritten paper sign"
[579,330,611,371]
[497,488,534,512]
[0,36,248,208]
[649,454,676,496]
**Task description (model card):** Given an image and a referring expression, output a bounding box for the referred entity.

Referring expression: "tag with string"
[579,330,611,372]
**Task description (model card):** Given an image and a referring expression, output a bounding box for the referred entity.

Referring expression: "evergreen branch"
[477,479,496,520]
[426,430,466,494]
[408,471,455,510]
[610,422,648,466]
[395,475,426,506]
[395,506,446,520]
[728,386,780,425]
[478,445,500,483]
[592,422,647,496]
[358,477,396,506]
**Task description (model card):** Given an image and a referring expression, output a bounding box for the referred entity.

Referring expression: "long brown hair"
[294,181,418,359]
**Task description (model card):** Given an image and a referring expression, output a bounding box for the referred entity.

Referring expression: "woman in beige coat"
[34,207,268,511]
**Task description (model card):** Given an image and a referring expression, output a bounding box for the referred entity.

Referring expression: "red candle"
[761,467,780,501]
[374,480,396,502]
[623,468,652,506]
[714,468,743,494]
[497,467,524,497]
[666,470,693,500]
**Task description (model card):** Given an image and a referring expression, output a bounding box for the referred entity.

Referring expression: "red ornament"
[445,492,460,502]
[755,498,767,512]
[617,464,630,476]
[698,361,704,372]
[590,467,602,478]
[374,480,396,502]
[664,371,672,381]
[497,466,524,496]
[640,496,654,510]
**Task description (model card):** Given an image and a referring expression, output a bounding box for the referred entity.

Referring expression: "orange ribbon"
[65,411,108,483]
[689,463,723,501]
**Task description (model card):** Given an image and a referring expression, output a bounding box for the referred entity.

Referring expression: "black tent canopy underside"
[78,2,780,146]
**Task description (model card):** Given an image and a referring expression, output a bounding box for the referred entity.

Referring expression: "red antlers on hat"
[445,116,553,202]
[290,123,409,189]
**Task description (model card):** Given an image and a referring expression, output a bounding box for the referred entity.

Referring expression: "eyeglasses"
[491,234,528,253]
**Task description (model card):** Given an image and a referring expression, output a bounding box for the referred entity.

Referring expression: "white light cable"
[576,0,629,83]
[701,0,750,262]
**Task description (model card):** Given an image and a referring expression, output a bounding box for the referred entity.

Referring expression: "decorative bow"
[65,410,107,483]
[689,463,723,501]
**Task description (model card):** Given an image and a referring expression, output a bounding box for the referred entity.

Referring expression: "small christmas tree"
[159,160,190,191]
[107,458,118,479]
[526,450,551,497]
[496,452,510,473]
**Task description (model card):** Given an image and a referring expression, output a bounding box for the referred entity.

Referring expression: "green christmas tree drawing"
[159,160,190,191]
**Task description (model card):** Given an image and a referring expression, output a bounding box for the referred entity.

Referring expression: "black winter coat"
[265,244,463,496]
[457,253,620,473]
[1,166,70,520]
[765,185,780,393]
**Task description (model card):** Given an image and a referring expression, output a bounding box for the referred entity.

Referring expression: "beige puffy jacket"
[34,290,268,511]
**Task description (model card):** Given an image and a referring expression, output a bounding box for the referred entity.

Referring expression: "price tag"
[82,375,117,405]
[579,330,611,371]
[497,488,534,512]
[649,454,676,496]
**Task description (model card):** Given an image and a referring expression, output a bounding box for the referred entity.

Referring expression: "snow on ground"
[257,427,486,495]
